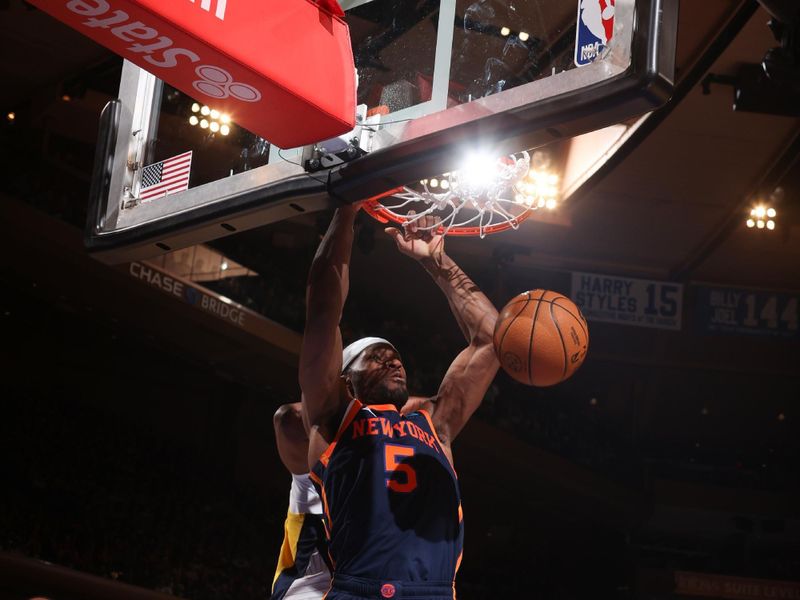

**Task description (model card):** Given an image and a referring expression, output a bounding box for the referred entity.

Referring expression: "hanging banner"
[695,286,799,339]
[571,271,682,330]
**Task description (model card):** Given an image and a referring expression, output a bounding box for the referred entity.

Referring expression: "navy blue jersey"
[310,400,463,586]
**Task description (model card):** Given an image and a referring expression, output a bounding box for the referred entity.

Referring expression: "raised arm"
[273,402,310,475]
[385,221,499,448]
[300,204,358,452]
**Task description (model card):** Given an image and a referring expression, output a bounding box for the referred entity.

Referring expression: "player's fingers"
[405,211,418,235]
[384,227,402,245]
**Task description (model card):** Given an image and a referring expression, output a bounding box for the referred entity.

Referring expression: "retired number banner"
[695,285,799,339]
[571,271,683,330]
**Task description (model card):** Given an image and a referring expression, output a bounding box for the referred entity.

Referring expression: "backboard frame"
[86,0,678,263]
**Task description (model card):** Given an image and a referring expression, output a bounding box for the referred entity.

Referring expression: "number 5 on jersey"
[384,444,417,493]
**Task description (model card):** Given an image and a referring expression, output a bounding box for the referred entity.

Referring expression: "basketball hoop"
[362,151,550,238]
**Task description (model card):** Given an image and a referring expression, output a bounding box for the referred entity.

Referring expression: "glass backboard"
[86,0,678,263]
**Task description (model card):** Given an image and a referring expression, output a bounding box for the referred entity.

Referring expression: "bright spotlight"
[545,198,557,210]
[429,178,439,188]
[7,112,15,121]
[756,219,765,229]
[220,261,228,271]
[191,103,200,113]
[767,207,776,218]
[518,31,529,42]
[767,220,775,230]
[200,106,211,116]
[210,109,220,120]
[458,151,498,191]
[189,115,199,126]
[220,114,231,124]
[220,124,230,136]
[746,219,755,228]
[200,119,209,129]
[440,179,450,190]
[754,205,766,218]
[500,26,510,36]
[210,121,220,133]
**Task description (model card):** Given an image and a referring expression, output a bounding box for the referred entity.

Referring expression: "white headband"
[341,337,397,373]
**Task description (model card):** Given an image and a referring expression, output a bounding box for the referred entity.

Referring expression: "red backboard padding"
[29,0,356,148]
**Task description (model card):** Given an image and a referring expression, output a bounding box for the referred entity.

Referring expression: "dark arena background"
[1,1,799,599]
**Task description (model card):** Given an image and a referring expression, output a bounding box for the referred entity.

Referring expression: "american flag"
[139,151,192,201]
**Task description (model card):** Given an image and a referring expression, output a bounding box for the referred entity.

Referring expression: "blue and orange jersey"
[310,400,464,584]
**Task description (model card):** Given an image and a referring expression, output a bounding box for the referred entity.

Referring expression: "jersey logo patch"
[381,583,396,598]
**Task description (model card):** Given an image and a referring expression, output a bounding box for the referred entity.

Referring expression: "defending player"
[271,402,332,600]
[300,205,499,599]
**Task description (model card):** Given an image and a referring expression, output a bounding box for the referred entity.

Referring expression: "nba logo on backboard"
[575,0,615,67]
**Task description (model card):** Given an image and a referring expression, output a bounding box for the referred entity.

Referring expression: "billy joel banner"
[695,285,798,339]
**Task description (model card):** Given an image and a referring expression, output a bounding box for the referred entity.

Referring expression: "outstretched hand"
[384,213,445,261]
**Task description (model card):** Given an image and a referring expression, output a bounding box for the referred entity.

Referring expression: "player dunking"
[271,394,433,600]
[300,205,499,599]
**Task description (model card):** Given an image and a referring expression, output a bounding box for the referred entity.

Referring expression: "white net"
[364,151,558,237]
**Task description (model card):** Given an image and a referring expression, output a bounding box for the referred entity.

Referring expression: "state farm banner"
[571,271,682,330]
[28,0,355,147]
[675,571,800,600]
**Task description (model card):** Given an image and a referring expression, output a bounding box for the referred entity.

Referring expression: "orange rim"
[362,188,533,237]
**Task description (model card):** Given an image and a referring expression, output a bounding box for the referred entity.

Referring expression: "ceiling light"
[201,105,210,116]
[500,26,510,36]
[189,115,199,126]
[191,103,200,113]
[767,207,776,218]
[746,219,755,228]
[220,261,228,271]
[210,109,220,119]
[518,31,529,42]
[767,220,775,230]
[7,112,15,121]
[757,220,765,229]
[220,124,230,136]
[220,114,231,124]
[210,121,220,133]
[200,119,209,129]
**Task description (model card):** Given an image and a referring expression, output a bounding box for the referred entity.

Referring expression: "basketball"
[493,290,589,387]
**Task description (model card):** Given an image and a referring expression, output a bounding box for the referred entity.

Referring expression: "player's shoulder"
[399,395,436,415]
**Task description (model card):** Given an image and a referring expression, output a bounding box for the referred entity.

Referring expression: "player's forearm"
[307,205,358,314]
[420,253,497,344]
